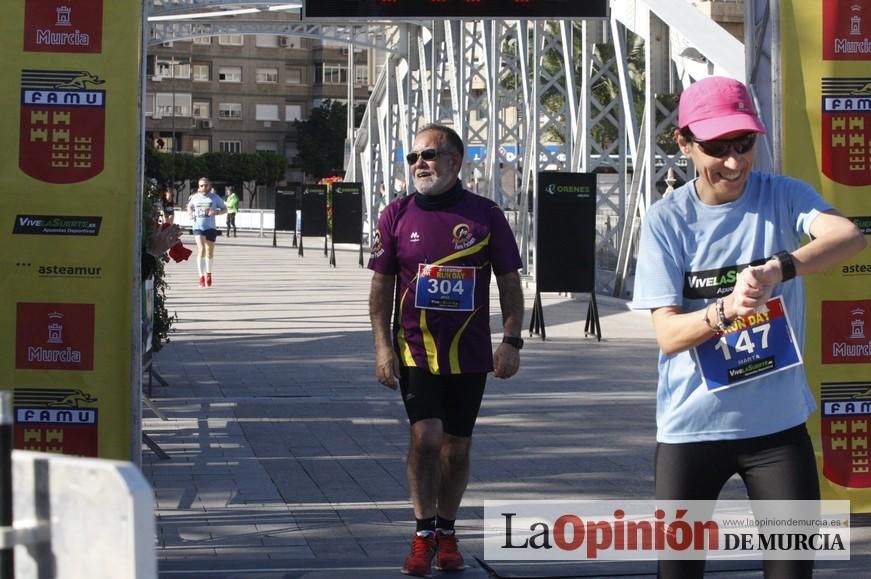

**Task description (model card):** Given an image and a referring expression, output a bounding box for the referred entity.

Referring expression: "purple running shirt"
[369,187,522,374]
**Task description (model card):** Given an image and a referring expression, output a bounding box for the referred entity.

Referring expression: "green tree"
[146,145,207,187]
[294,100,363,181]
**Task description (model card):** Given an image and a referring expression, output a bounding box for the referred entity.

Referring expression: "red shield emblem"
[23,0,103,54]
[820,382,871,488]
[13,388,99,457]
[16,302,96,371]
[19,70,106,184]
[823,0,871,61]
[821,78,871,187]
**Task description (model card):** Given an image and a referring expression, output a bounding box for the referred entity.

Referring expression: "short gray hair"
[417,123,464,158]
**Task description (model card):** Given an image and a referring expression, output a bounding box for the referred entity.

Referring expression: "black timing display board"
[331,182,364,244]
[305,0,608,19]
[274,189,298,232]
[535,172,597,293]
[301,184,328,237]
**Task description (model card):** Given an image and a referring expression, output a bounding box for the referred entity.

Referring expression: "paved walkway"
[143,232,870,578]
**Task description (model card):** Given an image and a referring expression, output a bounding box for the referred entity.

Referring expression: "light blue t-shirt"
[187,192,225,231]
[631,171,832,443]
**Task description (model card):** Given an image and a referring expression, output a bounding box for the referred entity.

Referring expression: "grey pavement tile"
[305,539,367,559]
[145,235,871,576]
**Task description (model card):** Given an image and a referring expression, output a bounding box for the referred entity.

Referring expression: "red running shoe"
[206,273,212,287]
[401,533,436,577]
[198,276,205,288]
[435,530,465,571]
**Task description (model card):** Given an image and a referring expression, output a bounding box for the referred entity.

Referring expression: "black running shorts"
[399,367,487,437]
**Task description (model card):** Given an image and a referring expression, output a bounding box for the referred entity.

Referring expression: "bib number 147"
[713,323,770,360]
[694,296,802,392]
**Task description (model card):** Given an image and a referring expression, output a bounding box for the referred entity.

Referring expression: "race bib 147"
[694,296,803,392]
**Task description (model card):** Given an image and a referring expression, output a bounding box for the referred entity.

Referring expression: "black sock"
[436,516,455,534]
[416,517,436,535]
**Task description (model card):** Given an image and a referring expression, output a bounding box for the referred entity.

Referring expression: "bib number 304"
[414,264,476,311]
[695,296,803,392]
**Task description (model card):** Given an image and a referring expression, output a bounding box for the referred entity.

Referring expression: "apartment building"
[145,28,373,205]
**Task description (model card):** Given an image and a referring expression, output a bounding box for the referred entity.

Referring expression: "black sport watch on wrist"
[502,336,524,350]
[770,250,797,282]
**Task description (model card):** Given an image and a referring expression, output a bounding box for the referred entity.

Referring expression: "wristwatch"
[502,336,524,350]
[770,250,797,282]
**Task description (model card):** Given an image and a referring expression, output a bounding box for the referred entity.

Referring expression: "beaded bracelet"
[715,297,733,333]
[703,303,722,335]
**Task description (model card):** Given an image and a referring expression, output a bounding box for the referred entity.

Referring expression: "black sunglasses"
[691,133,757,158]
[406,148,450,165]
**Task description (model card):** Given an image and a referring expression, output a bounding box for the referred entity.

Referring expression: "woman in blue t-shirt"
[632,77,866,579]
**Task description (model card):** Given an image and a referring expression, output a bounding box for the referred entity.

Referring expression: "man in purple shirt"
[369,124,525,576]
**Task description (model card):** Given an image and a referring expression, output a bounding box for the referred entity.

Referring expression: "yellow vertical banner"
[0,1,143,459]
[781,0,871,510]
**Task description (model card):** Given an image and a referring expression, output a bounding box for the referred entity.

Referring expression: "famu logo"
[683,259,767,300]
[13,214,101,236]
[14,387,99,457]
[452,223,476,250]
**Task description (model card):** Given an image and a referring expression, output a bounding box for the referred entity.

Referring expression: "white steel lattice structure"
[146,0,762,296]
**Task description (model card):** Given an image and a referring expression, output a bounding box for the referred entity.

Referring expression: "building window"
[256,68,279,83]
[219,141,242,153]
[145,94,154,117]
[192,64,210,82]
[218,35,244,46]
[256,141,279,153]
[318,64,348,85]
[218,66,242,82]
[154,58,190,80]
[154,93,192,118]
[153,136,174,151]
[192,138,210,155]
[193,36,211,45]
[218,103,242,119]
[255,34,279,47]
[355,67,369,87]
[285,68,303,84]
[279,36,299,49]
[192,101,210,119]
[285,142,299,164]
[285,104,303,122]
[255,104,280,122]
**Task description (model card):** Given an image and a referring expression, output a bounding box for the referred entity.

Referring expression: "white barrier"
[172,207,276,237]
[11,450,156,579]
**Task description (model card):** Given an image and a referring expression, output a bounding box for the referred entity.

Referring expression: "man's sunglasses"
[406,148,450,165]
[690,133,757,158]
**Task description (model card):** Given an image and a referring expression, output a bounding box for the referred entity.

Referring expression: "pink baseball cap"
[678,76,766,140]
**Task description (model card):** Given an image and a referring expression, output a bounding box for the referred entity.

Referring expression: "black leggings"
[655,424,820,579]
[226,212,236,235]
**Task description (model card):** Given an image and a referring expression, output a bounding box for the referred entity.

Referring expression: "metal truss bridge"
[146,0,775,296]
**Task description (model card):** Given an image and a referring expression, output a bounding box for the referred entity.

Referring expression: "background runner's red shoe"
[206,273,212,287]
[401,533,436,577]
[198,276,205,288]
[435,530,465,571]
